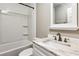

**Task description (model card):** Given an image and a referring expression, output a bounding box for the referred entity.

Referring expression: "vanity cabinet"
[33,42,57,56]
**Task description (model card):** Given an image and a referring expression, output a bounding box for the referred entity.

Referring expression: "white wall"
[27,4,36,41]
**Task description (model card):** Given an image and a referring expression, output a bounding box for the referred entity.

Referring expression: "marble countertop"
[33,38,79,56]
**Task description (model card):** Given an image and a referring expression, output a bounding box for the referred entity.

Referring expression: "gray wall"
[36,3,79,39]
[36,3,50,38]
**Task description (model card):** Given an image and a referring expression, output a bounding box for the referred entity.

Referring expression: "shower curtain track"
[18,3,34,9]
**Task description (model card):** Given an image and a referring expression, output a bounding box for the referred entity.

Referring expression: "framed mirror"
[50,3,78,30]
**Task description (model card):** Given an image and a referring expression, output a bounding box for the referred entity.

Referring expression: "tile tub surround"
[33,37,79,56]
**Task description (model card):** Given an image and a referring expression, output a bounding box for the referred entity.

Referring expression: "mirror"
[50,3,78,30]
[54,3,72,24]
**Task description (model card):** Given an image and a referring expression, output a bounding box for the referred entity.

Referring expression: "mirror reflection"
[53,3,73,24]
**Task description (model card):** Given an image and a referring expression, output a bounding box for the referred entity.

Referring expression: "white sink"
[43,39,71,47]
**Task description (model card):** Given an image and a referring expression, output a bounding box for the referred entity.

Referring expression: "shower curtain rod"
[18,3,34,9]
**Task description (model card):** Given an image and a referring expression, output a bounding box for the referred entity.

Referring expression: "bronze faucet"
[57,33,62,41]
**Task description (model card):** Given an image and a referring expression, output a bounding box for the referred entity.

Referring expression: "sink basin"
[43,39,71,47]
[57,41,71,47]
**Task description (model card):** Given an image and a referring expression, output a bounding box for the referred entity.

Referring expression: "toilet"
[19,48,33,56]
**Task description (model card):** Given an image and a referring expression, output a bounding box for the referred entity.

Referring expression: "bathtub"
[0,40,32,56]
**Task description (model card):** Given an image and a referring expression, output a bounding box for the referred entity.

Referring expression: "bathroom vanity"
[33,37,79,56]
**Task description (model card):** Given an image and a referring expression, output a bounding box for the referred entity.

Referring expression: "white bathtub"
[0,40,32,56]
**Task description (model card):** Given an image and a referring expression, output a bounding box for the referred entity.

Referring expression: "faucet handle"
[64,38,69,43]
[53,36,57,40]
